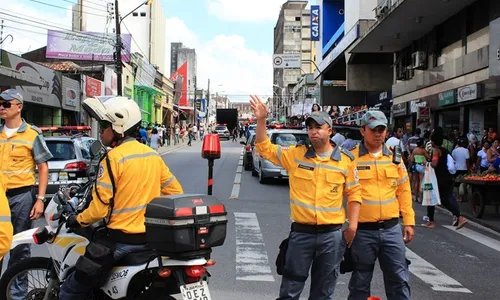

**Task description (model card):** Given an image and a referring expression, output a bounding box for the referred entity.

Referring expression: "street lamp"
[115,0,154,96]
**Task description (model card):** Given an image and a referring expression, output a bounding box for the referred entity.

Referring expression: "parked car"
[214,125,230,140]
[252,129,309,184]
[240,134,256,170]
[248,124,256,135]
[36,135,98,198]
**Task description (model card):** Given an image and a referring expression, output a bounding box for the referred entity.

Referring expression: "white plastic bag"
[421,163,441,206]
[447,154,457,175]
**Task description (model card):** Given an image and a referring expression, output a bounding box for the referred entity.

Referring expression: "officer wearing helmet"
[59,97,183,299]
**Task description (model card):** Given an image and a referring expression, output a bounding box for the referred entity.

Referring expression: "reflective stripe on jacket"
[0,173,13,259]
[255,138,361,225]
[351,142,415,225]
[77,139,183,234]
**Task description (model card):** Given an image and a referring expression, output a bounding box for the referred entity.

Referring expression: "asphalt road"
[4,139,500,300]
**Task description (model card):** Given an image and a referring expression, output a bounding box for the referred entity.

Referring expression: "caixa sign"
[311,5,320,41]
[457,83,481,103]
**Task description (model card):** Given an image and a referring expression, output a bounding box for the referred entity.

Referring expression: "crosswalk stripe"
[405,248,472,293]
[443,225,500,253]
[234,212,275,282]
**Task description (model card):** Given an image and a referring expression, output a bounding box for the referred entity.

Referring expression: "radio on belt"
[144,194,227,258]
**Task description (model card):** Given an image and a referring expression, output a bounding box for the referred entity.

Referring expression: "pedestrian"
[348,110,415,300]
[165,125,171,146]
[0,89,53,299]
[149,128,160,151]
[250,95,361,300]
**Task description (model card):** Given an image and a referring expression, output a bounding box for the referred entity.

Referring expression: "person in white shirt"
[476,141,491,173]
[451,139,470,175]
[192,125,198,140]
[385,126,404,151]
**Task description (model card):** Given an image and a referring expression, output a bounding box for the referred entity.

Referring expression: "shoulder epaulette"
[340,147,355,161]
[30,125,42,134]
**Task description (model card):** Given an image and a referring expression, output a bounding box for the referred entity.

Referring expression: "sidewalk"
[456,200,500,232]
[157,140,199,156]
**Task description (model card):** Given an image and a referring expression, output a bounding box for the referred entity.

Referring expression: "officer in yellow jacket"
[250,96,361,300]
[347,110,415,300]
[60,97,183,299]
[0,173,13,260]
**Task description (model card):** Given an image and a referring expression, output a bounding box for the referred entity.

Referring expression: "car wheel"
[258,164,267,184]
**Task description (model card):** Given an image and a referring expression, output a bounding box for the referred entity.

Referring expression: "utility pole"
[193,76,197,126]
[114,0,123,96]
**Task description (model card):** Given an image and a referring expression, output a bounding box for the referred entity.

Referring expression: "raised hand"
[249,95,268,121]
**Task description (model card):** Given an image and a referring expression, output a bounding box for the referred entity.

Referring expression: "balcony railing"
[334,109,367,125]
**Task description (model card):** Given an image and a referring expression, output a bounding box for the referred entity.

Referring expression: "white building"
[72,0,166,74]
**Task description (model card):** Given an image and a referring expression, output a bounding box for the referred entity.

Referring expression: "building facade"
[170,42,183,77]
[273,0,312,118]
[177,48,197,107]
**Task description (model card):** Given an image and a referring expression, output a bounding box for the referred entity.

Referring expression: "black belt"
[358,218,399,231]
[6,186,33,198]
[108,229,147,245]
[291,222,342,234]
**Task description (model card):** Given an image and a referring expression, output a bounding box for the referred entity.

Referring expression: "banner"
[311,5,320,41]
[170,61,188,107]
[46,30,131,62]
[104,66,118,96]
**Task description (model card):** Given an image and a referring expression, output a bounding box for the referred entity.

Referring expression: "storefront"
[367,90,392,119]
[61,76,81,126]
[2,51,63,127]
[134,86,154,125]
[392,103,410,131]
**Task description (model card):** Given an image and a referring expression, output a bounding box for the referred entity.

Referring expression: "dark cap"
[359,110,387,129]
[0,89,24,104]
[306,111,332,127]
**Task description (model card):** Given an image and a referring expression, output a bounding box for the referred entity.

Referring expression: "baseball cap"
[0,89,24,104]
[360,110,387,129]
[306,111,332,127]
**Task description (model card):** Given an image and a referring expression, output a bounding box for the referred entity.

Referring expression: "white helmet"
[82,96,142,136]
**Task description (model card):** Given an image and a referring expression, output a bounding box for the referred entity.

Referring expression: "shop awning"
[140,109,150,115]
[0,65,46,86]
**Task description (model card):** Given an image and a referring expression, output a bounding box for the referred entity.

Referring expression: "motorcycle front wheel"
[0,257,53,300]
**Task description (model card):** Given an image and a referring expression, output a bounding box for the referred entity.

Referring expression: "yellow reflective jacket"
[0,173,13,259]
[351,143,415,225]
[77,139,183,233]
[255,138,361,225]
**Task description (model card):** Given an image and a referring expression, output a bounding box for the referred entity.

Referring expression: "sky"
[0,0,311,101]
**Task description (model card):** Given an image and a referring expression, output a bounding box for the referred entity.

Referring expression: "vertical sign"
[311,5,320,41]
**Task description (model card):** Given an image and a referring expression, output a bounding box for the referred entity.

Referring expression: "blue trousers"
[59,243,148,300]
[348,224,411,300]
[278,229,345,300]
[7,191,34,300]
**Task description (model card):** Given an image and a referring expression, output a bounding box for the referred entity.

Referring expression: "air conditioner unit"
[411,51,426,69]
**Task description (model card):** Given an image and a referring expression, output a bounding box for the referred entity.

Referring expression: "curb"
[434,205,500,235]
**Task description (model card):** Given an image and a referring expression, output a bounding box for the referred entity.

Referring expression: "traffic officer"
[250,95,361,300]
[347,110,415,300]
[0,89,53,299]
[0,172,13,260]
[60,96,183,299]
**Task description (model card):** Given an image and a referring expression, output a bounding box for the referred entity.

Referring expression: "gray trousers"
[278,229,345,300]
[7,190,35,300]
[348,224,411,300]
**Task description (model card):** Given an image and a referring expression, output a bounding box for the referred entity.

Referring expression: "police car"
[35,126,97,198]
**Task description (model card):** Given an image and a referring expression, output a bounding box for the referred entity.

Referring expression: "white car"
[214,125,230,140]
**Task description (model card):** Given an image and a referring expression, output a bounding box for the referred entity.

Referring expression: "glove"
[66,214,80,229]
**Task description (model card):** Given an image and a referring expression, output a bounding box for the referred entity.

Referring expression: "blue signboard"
[311,5,320,41]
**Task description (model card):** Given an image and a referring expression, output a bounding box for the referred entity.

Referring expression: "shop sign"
[438,90,455,106]
[392,103,407,117]
[84,76,104,97]
[1,52,62,108]
[62,76,80,111]
[310,5,320,42]
[457,83,480,103]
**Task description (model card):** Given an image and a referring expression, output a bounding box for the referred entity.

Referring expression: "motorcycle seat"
[114,249,156,266]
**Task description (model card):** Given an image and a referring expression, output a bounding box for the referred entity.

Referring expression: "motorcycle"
[0,141,215,300]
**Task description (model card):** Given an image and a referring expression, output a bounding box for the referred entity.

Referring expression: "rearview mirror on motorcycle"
[90,140,104,158]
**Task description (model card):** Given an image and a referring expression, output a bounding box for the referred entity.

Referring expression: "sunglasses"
[0,101,20,108]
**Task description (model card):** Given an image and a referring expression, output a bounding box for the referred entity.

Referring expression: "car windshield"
[46,141,76,161]
[216,126,227,131]
[271,133,309,146]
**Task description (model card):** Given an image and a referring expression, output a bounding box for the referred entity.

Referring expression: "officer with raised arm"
[250,95,361,300]
[348,110,415,300]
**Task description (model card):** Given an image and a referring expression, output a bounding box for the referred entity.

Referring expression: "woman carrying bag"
[422,132,468,229]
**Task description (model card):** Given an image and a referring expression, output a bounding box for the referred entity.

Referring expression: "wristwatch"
[36,195,46,203]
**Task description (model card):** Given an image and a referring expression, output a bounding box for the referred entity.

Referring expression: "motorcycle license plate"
[180,281,211,300]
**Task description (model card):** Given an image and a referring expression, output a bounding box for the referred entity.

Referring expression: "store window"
[469,103,498,141]
[439,109,460,138]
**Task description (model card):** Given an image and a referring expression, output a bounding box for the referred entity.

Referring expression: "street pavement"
[3,139,500,300]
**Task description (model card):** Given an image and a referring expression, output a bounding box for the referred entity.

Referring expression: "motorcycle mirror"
[90,140,104,158]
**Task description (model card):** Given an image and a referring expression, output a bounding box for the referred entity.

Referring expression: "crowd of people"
[136,122,207,150]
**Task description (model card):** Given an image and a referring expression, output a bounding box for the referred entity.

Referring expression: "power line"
[57,0,108,12]
[29,0,107,17]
